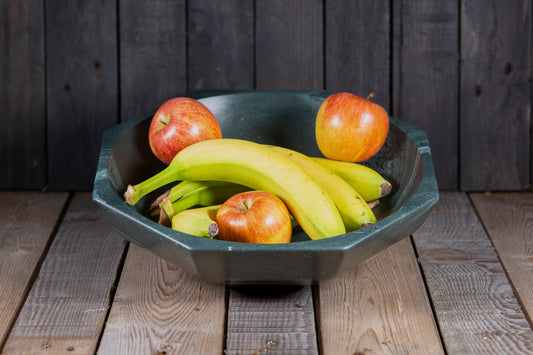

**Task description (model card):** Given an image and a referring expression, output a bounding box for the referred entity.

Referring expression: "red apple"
[149,97,222,164]
[315,92,389,162]
[216,191,292,244]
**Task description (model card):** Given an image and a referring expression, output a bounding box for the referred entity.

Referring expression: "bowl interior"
[107,91,423,242]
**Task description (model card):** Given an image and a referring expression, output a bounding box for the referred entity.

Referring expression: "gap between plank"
[94,240,131,354]
[408,234,449,355]
[0,191,73,351]
[467,192,533,328]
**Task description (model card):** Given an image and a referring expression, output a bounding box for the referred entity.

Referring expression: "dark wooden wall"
[1,0,531,191]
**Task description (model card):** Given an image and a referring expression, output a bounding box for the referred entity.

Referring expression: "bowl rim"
[93,90,439,254]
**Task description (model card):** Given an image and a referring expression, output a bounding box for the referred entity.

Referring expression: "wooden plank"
[255,0,323,89]
[460,1,531,190]
[187,0,254,92]
[225,286,318,354]
[119,0,187,122]
[412,192,533,354]
[98,244,226,354]
[0,192,68,347]
[394,0,459,190]
[2,193,127,354]
[317,238,443,355]
[0,0,46,189]
[46,1,118,190]
[470,192,533,322]
[324,0,391,110]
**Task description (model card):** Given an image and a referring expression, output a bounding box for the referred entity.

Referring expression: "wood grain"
[97,244,226,354]
[226,286,318,354]
[324,0,390,110]
[188,0,254,92]
[119,0,187,121]
[394,0,459,190]
[412,192,533,354]
[46,0,118,190]
[470,192,533,322]
[0,192,68,347]
[2,193,127,354]
[460,1,531,190]
[0,0,46,189]
[317,238,443,355]
[255,0,323,89]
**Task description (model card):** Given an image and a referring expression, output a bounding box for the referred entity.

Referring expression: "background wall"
[1,0,531,191]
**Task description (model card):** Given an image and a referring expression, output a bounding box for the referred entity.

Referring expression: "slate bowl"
[93,90,439,285]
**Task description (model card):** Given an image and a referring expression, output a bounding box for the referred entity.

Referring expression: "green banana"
[124,138,346,240]
[158,182,250,226]
[312,157,392,202]
[171,204,220,238]
[267,146,376,231]
[149,180,243,217]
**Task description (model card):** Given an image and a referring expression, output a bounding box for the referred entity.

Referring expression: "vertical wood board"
[187,0,254,92]
[395,0,459,190]
[255,0,323,89]
[119,0,187,121]
[46,0,118,190]
[0,0,46,188]
[324,0,391,110]
[460,1,531,190]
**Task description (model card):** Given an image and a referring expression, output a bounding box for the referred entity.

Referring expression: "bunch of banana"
[125,138,346,240]
[266,145,376,231]
[124,138,392,240]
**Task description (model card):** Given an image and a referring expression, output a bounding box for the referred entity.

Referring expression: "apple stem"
[366,92,375,100]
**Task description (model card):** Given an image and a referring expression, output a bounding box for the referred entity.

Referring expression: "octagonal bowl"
[93,90,439,285]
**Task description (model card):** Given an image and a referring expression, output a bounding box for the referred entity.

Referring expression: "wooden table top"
[1,191,532,354]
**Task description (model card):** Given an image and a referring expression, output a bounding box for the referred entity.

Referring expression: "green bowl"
[93,90,439,285]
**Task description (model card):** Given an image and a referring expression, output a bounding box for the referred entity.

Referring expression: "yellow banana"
[311,157,392,202]
[267,146,376,231]
[124,138,346,240]
[159,182,250,226]
[171,204,299,238]
[171,204,220,238]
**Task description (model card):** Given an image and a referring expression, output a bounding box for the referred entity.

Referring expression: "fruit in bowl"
[216,191,292,244]
[93,91,439,284]
[149,97,222,164]
[315,92,389,163]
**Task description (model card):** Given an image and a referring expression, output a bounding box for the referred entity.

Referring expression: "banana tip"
[380,182,392,197]
[208,223,219,238]
[124,185,136,205]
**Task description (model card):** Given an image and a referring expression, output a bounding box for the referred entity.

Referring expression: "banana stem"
[380,182,392,197]
[124,168,181,205]
[161,195,198,225]
[158,197,175,226]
